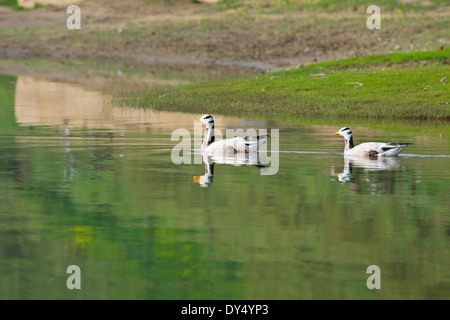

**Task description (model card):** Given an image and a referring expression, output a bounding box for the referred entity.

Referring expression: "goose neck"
[345,135,354,150]
[203,127,215,148]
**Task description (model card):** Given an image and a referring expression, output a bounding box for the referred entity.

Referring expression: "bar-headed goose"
[333,127,413,157]
[195,114,269,157]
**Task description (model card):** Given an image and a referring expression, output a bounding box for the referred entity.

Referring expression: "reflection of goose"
[333,127,413,157]
[332,155,405,183]
[193,154,215,188]
[193,152,267,188]
[332,156,352,183]
[195,114,269,157]
[62,122,76,182]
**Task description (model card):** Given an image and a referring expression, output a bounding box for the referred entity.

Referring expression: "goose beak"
[195,119,201,122]
[332,173,340,176]
[333,131,340,135]
[193,176,200,183]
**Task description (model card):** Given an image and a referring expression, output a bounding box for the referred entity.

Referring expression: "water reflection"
[1,73,450,300]
[194,152,267,187]
[62,122,76,181]
[56,123,127,183]
[331,155,406,193]
[193,154,215,187]
[14,76,240,130]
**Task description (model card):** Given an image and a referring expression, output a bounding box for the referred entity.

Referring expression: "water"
[0,73,449,300]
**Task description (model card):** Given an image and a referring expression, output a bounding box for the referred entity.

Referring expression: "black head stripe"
[204,115,213,120]
[343,127,352,134]
[208,120,214,123]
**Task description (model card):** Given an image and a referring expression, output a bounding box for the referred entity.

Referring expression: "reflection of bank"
[15,76,105,128]
[14,76,241,130]
[0,74,18,131]
[13,76,254,184]
[332,155,406,194]
[60,124,127,182]
[194,152,268,188]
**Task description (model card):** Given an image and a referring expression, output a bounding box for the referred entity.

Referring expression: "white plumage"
[333,127,413,157]
[195,114,269,157]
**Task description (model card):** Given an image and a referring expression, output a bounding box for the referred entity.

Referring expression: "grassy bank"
[123,49,449,126]
[217,0,448,12]
[1,0,448,70]
[0,0,20,9]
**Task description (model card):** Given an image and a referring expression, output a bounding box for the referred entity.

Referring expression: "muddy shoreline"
[1,1,448,72]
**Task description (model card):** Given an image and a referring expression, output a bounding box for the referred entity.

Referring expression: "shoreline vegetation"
[1,0,448,12]
[117,49,450,131]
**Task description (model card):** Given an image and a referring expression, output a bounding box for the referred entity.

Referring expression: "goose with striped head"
[195,114,270,157]
[333,127,413,157]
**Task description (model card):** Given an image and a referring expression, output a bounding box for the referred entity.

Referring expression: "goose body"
[333,127,412,157]
[196,114,269,157]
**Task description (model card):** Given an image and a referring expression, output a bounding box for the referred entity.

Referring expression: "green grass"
[0,0,50,10]
[0,0,21,9]
[0,0,17,6]
[290,49,450,72]
[217,0,447,12]
[122,49,450,126]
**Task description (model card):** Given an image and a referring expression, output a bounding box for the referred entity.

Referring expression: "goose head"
[195,114,215,128]
[333,127,353,141]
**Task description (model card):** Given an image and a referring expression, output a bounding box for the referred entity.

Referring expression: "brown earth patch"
[0,0,448,71]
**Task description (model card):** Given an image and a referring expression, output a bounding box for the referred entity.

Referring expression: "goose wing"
[238,135,270,151]
[205,135,270,156]
[378,142,413,156]
[349,142,413,157]
[215,135,270,151]
[380,142,413,151]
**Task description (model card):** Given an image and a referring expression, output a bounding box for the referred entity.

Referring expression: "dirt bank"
[0,0,448,70]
